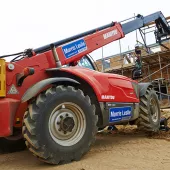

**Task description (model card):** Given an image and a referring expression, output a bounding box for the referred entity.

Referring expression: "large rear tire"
[137,87,160,132]
[22,85,98,164]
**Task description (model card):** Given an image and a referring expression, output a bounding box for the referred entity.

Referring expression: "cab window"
[78,56,95,70]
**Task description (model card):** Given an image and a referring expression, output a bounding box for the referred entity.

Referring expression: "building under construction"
[95,17,170,108]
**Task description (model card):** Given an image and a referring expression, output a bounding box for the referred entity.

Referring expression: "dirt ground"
[1,110,170,170]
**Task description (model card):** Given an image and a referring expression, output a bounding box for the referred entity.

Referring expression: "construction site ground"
[1,110,170,170]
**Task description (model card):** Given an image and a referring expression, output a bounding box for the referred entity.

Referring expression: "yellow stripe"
[0,59,6,97]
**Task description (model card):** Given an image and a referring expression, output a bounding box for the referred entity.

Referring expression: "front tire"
[137,87,160,132]
[22,85,98,164]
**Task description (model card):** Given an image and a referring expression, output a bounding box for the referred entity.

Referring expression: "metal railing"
[155,91,170,108]
[139,62,170,82]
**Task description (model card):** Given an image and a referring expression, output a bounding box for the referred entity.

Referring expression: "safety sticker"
[8,84,19,94]
[109,106,132,122]
[62,39,87,59]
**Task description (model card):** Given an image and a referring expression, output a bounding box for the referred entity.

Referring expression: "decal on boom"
[62,39,87,59]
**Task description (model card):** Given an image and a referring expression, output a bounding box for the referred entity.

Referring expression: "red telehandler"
[0,11,170,164]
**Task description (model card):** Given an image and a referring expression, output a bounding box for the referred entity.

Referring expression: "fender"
[47,67,139,103]
[21,77,79,103]
[138,82,152,97]
[47,67,106,101]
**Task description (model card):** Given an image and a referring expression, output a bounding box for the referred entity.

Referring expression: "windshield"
[78,56,95,70]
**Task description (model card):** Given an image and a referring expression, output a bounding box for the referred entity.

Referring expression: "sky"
[0,0,169,61]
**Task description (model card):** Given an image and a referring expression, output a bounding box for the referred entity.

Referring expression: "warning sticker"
[8,84,19,94]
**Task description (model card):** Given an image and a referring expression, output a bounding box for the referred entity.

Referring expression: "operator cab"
[77,54,143,80]
[67,55,96,70]
[77,55,96,70]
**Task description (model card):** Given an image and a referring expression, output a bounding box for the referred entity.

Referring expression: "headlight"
[132,82,139,98]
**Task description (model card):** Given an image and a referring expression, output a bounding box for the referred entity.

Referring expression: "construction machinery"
[0,11,170,164]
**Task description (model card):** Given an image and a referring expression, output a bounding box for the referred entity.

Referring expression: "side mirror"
[132,68,142,80]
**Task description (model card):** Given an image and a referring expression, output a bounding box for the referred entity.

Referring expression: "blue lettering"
[109,107,132,122]
[62,39,87,59]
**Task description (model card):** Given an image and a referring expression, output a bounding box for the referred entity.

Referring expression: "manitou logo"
[101,95,115,100]
[103,29,118,39]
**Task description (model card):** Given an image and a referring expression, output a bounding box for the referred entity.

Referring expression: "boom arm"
[1,11,169,66]
[34,22,116,54]
[35,22,125,65]
[31,11,170,66]
[121,11,170,42]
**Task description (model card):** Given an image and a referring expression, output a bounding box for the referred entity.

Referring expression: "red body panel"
[1,53,56,131]
[61,67,139,103]
[0,98,20,136]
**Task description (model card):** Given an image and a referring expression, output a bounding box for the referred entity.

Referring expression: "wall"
[95,55,123,72]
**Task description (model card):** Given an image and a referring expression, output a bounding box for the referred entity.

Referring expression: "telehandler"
[0,11,169,164]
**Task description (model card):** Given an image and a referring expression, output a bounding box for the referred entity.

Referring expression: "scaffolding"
[97,15,170,108]
[103,49,170,108]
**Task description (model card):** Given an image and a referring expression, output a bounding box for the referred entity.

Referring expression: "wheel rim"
[150,97,159,123]
[49,102,86,146]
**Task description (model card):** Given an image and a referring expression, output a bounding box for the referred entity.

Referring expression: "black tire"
[137,87,160,132]
[22,85,98,164]
[0,138,26,153]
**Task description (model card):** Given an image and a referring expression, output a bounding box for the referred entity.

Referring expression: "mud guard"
[138,82,152,97]
[21,78,79,103]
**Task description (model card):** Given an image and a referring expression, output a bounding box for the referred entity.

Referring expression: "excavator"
[0,11,170,164]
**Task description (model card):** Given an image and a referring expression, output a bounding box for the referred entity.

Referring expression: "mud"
[0,110,170,170]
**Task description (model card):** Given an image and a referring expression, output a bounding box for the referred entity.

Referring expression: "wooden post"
[158,53,163,79]
[147,65,151,82]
